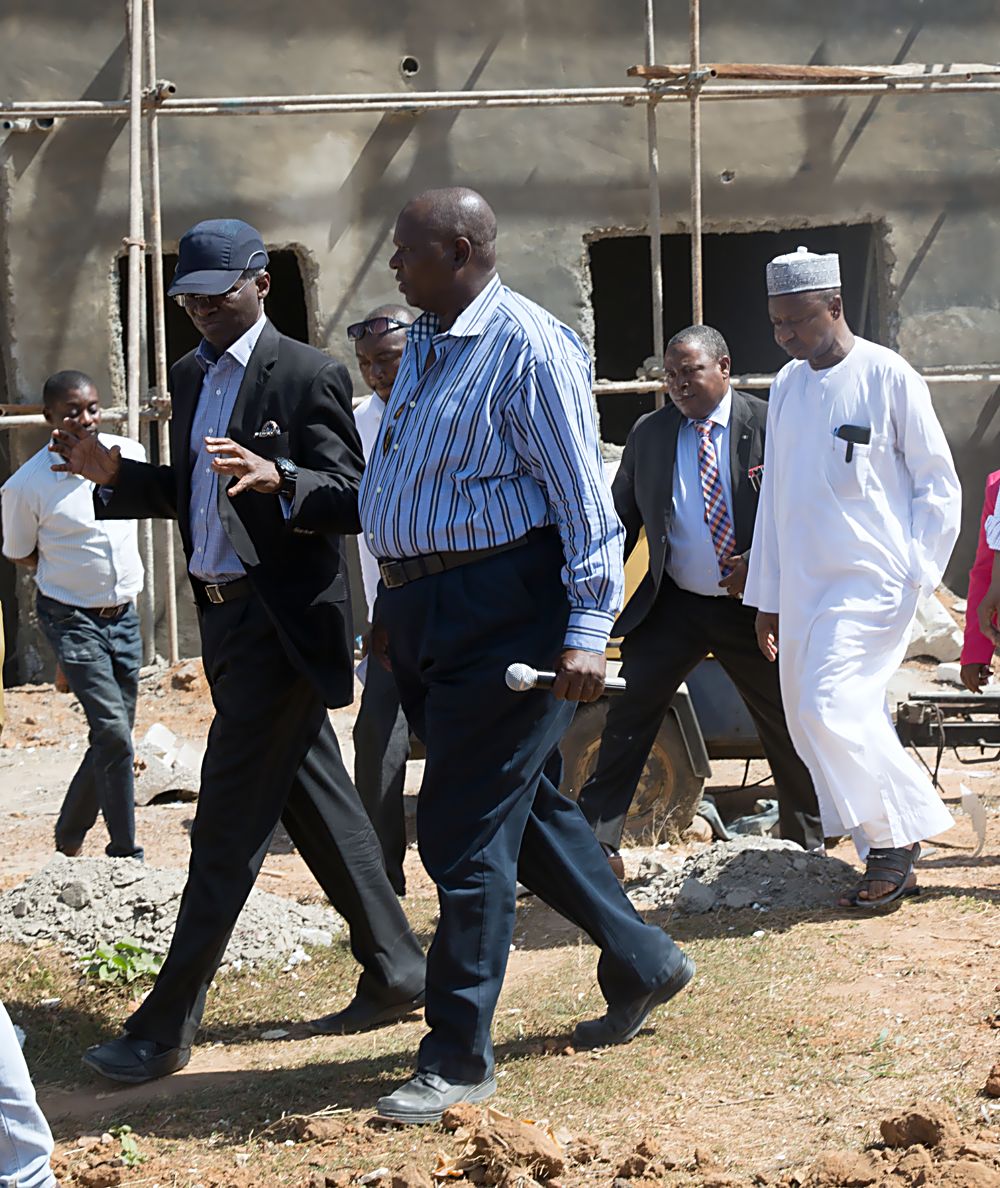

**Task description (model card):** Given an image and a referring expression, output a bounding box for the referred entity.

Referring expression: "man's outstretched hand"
[552,648,606,703]
[755,611,779,661]
[49,420,122,486]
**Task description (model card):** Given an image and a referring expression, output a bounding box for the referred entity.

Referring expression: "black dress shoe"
[305,990,425,1036]
[573,953,695,1048]
[82,1034,190,1084]
[376,1071,496,1125]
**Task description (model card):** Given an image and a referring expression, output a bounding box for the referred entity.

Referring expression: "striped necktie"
[694,418,736,573]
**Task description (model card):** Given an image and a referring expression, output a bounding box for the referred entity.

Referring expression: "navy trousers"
[36,593,143,860]
[378,531,684,1084]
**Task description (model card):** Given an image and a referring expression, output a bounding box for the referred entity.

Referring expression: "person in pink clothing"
[961,470,1000,693]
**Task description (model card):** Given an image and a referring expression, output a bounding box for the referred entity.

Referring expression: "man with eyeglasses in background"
[343,306,414,898]
[52,218,425,1085]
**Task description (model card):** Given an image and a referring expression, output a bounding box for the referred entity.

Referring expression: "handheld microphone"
[505,662,627,695]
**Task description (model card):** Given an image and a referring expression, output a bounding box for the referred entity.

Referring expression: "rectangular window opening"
[589,223,884,445]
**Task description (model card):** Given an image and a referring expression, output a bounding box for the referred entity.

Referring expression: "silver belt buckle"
[204,583,225,605]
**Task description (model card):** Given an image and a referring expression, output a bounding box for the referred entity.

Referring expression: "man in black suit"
[51,219,425,1083]
[577,324,822,863]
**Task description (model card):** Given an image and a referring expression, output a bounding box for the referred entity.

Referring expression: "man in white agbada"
[745,247,961,908]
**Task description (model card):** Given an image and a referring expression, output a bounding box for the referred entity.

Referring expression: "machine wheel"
[558,700,705,843]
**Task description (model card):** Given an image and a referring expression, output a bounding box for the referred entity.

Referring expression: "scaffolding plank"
[0,404,44,416]
[628,62,1000,82]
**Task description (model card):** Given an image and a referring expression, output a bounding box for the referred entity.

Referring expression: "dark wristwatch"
[274,456,297,499]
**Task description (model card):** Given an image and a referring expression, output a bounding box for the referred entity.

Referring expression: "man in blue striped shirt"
[364,188,693,1124]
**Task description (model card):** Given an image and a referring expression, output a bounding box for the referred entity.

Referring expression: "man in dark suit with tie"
[51,219,425,1083]
[577,324,822,865]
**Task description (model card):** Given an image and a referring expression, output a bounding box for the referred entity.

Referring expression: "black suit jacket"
[612,387,766,637]
[95,320,364,708]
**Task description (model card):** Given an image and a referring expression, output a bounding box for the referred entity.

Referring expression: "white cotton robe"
[744,337,961,856]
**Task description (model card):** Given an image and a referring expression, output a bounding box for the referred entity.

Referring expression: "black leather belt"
[198,577,252,606]
[378,529,548,591]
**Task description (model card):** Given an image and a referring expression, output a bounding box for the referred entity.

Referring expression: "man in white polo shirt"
[1,370,145,860]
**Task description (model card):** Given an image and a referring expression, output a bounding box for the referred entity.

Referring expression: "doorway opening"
[588,223,883,444]
[117,247,309,382]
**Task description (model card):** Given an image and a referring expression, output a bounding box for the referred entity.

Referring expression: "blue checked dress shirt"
[187,313,267,582]
[359,275,624,652]
[664,387,736,597]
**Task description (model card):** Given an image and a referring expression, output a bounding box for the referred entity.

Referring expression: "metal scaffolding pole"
[5,76,1000,123]
[124,0,144,444]
[688,0,704,323]
[145,0,179,664]
[124,0,157,667]
[137,248,157,665]
[644,0,666,409]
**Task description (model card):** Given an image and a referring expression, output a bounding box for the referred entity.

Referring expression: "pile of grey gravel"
[627,836,859,914]
[0,855,342,966]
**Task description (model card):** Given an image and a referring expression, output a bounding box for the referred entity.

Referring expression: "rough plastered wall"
[0,0,998,678]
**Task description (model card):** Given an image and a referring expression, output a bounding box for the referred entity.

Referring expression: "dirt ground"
[1,657,999,1187]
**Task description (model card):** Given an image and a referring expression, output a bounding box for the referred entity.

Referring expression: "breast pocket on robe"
[825,433,880,500]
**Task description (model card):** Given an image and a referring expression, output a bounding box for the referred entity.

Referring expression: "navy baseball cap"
[168,219,269,297]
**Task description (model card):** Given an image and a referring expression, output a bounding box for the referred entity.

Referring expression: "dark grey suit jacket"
[612,387,766,637]
[95,321,364,708]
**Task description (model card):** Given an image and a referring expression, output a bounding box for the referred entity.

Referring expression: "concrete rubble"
[627,836,859,914]
[0,855,342,966]
[905,592,963,663]
[133,722,202,805]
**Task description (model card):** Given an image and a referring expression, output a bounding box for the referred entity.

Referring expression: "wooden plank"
[0,403,44,416]
[628,61,1000,82]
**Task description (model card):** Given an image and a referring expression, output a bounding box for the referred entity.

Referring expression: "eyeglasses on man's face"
[173,275,257,312]
[347,316,410,341]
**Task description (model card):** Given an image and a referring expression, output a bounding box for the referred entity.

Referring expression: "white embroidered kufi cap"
[766,245,841,296]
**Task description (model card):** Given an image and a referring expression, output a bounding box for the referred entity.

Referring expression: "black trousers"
[126,593,425,1050]
[353,653,410,896]
[378,531,685,1085]
[577,578,823,851]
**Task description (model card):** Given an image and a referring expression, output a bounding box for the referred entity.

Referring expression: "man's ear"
[42,408,54,428]
[452,236,473,270]
[719,354,731,377]
[829,293,843,321]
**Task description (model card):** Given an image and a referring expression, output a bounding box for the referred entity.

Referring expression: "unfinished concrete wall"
[1,0,998,679]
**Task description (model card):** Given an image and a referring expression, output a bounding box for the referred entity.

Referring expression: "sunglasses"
[347,316,409,341]
[173,275,257,312]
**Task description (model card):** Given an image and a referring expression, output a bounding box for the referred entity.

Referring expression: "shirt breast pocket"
[826,431,877,500]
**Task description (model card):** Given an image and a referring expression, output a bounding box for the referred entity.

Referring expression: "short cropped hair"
[666,324,730,362]
[42,369,97,407]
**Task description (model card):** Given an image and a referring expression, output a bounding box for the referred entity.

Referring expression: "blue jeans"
[36,593,143,860]
[0,1002,56,1188]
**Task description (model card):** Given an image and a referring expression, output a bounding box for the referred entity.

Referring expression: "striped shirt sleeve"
[510,352,624,652]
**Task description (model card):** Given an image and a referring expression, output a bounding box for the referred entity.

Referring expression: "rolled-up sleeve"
[1,481,39,561]
[512,354,624,652]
